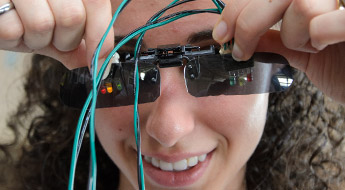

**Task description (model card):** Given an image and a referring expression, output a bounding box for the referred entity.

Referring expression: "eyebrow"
[114,29,214,50]
[186,29,213,44]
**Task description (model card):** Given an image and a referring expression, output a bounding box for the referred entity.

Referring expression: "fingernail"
[311,40,327,51]
[315,44,327,51]
[232,42,243,61]
[213,20,228,41]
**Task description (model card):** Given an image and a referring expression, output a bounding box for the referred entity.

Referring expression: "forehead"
[111,0,220,48]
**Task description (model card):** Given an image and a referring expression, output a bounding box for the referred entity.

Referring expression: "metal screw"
[151,77,157,82]
[190,74,195,79]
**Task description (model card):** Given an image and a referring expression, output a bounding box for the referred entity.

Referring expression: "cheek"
[200,94,268,157]
[95,106,134,143]
[95,106,139,185]
[209,94,266,136]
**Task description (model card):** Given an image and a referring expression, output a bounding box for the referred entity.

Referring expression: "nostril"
[147,122,194,148]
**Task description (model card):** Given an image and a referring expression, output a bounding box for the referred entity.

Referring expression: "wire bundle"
[68,1,224,190]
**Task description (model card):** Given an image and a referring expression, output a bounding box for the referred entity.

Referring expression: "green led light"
[230,76,236,86]
[116,82,122,91]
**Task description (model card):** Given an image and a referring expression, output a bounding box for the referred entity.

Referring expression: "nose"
[144,67,195,148]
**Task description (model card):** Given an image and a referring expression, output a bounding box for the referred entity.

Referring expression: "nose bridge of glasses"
[138,44,216,92]
[139,44,215,68]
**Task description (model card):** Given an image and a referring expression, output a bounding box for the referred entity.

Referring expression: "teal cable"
[132,1,180,189]
[133,0,180,145]
[68,93,92,190]
[212,0,222,12]
[68,0,129,190]
[89,0,130,189]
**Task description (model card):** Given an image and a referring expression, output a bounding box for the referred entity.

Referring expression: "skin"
[0,0,344,189]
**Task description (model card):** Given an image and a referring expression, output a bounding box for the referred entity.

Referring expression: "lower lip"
[143,152,213,188]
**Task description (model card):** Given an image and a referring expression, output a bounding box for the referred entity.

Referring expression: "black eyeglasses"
[60,45,294,108]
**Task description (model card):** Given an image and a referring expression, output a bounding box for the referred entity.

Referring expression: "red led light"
[101,87,107,94]
[247,73,252,82]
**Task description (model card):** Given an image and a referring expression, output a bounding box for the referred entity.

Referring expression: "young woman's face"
[95,1,268,189]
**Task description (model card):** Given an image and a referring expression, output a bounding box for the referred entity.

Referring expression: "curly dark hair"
[0,54,344,190]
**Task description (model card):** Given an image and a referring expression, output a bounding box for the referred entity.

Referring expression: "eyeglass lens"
[60,53,294,109]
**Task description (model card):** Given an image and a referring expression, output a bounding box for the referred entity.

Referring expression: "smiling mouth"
[143,153,207,172]
[141,151,213,187]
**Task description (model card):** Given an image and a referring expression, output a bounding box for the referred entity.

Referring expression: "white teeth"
[144,155,151,163]
[143,153,208,171]
[187,156,198,167]
[198,154,207,162]
[159,160,173,171]
[173,159,188,171]
[152,157,160,168]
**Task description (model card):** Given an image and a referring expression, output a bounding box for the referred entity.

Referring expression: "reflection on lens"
[184,53,294,97]
[60,62,160,109]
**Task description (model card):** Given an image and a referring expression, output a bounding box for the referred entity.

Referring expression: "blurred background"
[0,51,30,143]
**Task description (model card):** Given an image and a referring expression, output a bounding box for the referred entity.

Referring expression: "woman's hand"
[213,0,345,104]
[0,0,114,69]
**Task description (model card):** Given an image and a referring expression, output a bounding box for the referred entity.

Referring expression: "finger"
[212,0,250,43]
[310,10,345,50]
[35,40,87,69]
[281,0,338,52]
[255,29,310,72]
[47,0,86,51]
[0,0,24,49]
[232,0,292,61]
[82,0,114,67]
[12,0,55,50]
